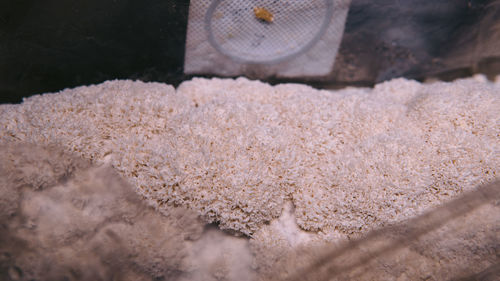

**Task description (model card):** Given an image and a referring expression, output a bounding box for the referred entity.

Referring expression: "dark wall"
[329,0,500,85]
[1,0,499,104]
[0,0,190,103]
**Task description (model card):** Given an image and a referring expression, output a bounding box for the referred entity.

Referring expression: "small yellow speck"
[254,7,273,23]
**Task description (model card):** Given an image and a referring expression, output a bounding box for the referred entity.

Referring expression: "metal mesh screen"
[205,0,333,64]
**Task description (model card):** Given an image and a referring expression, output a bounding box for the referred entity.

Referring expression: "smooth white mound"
[1,76,498,237]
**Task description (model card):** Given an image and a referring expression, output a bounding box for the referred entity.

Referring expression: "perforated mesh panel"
[205,0,333,64]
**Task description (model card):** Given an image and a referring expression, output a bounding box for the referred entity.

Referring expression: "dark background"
[1,0,499,104]
[0,0,191,104]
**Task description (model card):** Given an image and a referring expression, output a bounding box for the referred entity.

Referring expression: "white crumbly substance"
[2,143,498,281]
[0,143,255,281]
[1,76,499,237]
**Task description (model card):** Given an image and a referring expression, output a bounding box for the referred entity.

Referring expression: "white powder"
[1,76,498,238]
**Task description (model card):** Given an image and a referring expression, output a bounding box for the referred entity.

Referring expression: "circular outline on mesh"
[205,0,334,64]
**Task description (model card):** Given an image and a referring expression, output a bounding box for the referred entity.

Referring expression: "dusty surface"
[1,76,498,237]
[0,143,255,281]
[0,144,498,281]
[0,76,499,280]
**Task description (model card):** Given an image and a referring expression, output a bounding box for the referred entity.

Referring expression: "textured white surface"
[0,143,253,281]
[1,76,499,237]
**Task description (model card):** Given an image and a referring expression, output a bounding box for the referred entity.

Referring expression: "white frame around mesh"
[184,0,351,78]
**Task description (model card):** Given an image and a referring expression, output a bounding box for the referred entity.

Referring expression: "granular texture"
[1,76,498,236]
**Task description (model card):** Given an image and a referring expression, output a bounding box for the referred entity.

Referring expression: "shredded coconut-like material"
[1,76,498,236]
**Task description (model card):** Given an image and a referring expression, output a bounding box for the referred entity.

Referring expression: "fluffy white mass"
[0,76,498,237]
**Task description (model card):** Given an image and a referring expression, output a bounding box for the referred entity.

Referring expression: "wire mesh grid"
[205,0,333,64]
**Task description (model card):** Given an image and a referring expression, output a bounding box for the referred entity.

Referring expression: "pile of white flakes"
[1,75,498,240]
